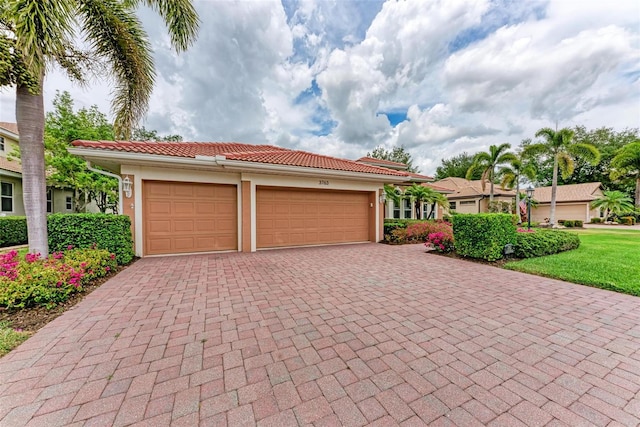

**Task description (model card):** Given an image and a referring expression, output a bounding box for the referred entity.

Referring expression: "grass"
[0,321,31,357]
[505,228,640,296]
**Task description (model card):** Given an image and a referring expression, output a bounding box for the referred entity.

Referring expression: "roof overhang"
[0,169,22,179]
[68,147,409,183]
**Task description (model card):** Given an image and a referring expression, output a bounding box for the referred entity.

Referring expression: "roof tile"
[0,122,18,135]
[533,182,602,203]
[71,140,409,177]
[0,157,22,174]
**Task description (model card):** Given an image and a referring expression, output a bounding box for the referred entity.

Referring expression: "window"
[46,189,53,213]
[449,201,456,210]
[460,200,475,206]
[0,137,4,151]
[393,201,400,219]
[65,196,73,211]
[423,202,435,219]
[1,182,13,212]
[403,198,412,219]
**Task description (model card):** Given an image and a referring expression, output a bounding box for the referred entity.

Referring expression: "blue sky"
[0,0,638,174]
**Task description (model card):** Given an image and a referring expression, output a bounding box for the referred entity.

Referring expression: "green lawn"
[505,228,640,296]
[0,321,30,357]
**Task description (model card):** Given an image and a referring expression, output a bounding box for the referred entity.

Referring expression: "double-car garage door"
[143,181,371,255]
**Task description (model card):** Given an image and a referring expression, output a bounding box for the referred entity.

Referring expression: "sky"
[0,0,639,175]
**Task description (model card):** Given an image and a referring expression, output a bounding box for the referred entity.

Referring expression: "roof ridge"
[283,149,410,175]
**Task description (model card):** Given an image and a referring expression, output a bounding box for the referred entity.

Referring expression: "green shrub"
[48,214,133,264]
[574,220,583,227]
[452,213,517,261]
[0,217,28,248]
[621,216,636,225]
[0,248,117,309]
[590,217,602,224]
[514,230,580,258]
[563,220,574,227]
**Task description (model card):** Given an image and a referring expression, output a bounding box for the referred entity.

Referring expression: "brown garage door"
[257,187,370,248]
[143,181,237,255]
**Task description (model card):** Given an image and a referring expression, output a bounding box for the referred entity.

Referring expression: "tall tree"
[367,146,419,173]
[525,126,638,195]
[434,152,482,180]
[466,143,516,202]
[610,142,640,208]
[524,127,600,226]
[45,91,117,213]
[0,0,199,254]
[498,152,537,223]
[132,126,182,142]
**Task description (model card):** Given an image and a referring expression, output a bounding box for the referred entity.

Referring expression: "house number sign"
[319,180,329,186]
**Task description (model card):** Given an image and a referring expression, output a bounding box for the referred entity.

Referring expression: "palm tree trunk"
[550,154,559,226]
[489,177,494,203]
[635,176,640,209]
[515,180,521,224]
[16,82,49,255]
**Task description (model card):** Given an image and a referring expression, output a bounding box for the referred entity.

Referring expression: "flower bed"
[0,247,117,309]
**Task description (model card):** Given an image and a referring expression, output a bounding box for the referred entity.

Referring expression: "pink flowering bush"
[0,248,117,309]
[405,220,453,243]
[425,231,454,253]
[517,228,536,233]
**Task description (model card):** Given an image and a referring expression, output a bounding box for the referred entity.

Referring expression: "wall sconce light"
[379,192,387,204]
[123,176,133,198]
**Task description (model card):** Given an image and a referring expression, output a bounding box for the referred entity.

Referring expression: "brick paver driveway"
[1,244,639,427]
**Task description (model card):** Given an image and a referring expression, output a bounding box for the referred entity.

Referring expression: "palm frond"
[128,0,199,52]
[78,0,155,138]
[557,152,575,179]
[522,143,549,158]
[569,142,601,166]
[11,0,76,78]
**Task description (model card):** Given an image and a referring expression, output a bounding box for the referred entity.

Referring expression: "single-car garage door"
[143,181,237,255]
[257,187,371,249]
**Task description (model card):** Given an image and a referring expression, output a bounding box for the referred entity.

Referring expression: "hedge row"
[514,230,580,258]
[452,213,517,261]
[0,217,27,247]
[0,214,133,265]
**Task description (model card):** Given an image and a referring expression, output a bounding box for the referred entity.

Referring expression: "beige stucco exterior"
[121,164,385,256]
[531,203,600,223]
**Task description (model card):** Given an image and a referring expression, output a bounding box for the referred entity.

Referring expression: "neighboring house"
[69,140,419,257]
[0,122,77,216]
[432,176,516,214]
[355,157,451,220]
[530,182,603,223]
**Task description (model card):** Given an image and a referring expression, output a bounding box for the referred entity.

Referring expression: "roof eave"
[68,148,408,183]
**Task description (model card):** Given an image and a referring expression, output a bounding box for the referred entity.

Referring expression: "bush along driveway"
[1,244,639,426]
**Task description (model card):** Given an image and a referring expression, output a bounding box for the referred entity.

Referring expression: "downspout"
[86,161,123,214]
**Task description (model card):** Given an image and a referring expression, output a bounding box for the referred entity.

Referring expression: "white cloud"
[0,0,638,175]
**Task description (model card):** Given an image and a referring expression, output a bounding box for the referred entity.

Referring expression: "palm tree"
[1,0,199,255]
[524,128,600,226]
[610,142,640,209]
[591,191,635,219]
[498,154,536,223]
[466,143,516,202]
[404,183,448,219]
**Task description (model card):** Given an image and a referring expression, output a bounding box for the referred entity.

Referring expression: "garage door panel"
[144,181,237,255]
[257,187,370,248]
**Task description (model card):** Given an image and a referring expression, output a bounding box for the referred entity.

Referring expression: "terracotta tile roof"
[356,156,409,170]
[0,122,18,135]
[422,182,454,193]
[533,182,602,203]
[405,171,434,181]
[433,177,516,198]
[0,157,21,174]
[71,140,410,177]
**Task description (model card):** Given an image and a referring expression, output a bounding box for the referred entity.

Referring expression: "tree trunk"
[515,180,521,224]
[549,154,559,226]
[489,176,494,203]
[16,82,49,255]
[635,176,640,209]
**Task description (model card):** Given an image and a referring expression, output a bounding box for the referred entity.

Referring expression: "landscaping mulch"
[0,260,136,333]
